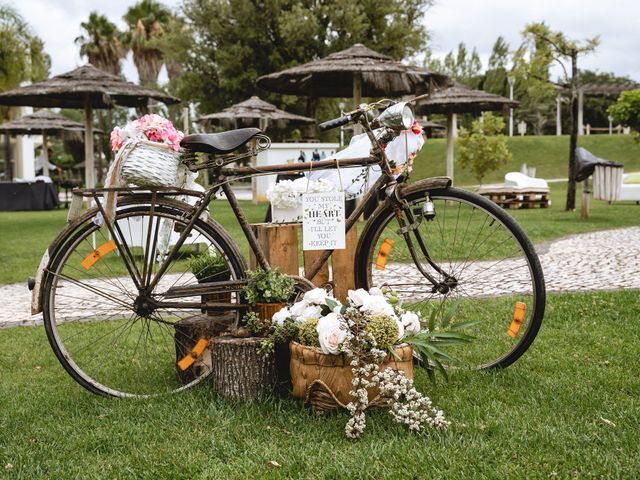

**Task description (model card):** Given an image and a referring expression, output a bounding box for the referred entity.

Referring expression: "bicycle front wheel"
[356,187,545,370]
[42,198,246,397]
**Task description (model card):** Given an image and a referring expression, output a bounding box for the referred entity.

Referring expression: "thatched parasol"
[199,96,314,130]
[0,110,103,175]
[0,64,178,189]
[257,44,447,109]
[415,84,518,183]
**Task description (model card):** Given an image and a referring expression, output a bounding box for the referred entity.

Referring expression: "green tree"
[426,42,482,88]
[516,23,598,211]
[123,0,172,86]
[177,0,431,115]
[482,36,510,96]
[608,90,640,140]
[75,12,126,75]
[0,4,50,92]
[457,112,512,185]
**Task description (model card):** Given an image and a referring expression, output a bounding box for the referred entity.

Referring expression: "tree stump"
[209,336,276,400]
[174,312,236,385]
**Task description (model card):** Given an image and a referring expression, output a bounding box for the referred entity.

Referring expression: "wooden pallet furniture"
[477,185,550,209]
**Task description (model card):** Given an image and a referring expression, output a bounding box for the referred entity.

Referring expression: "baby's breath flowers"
[339,305,448,439]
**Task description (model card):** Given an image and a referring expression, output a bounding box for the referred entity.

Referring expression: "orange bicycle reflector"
[507,302,526,338]
[376,238,394,270]
[80,240,117,270]
[177,337,209,371]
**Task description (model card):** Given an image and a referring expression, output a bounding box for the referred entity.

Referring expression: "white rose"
[317,313,346,354]
[317,312,339,334]
[290,300,308,318]
[272,306,290,326]
[362,295,395,317]
[401,311,421,335]
[303,288,329,305]
[300,305,322,321]
[348,288,371,307]
[369,287,383,297]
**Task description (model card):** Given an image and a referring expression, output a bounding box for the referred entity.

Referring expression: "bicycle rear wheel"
[42,198,246,397]
[356,187,545,370]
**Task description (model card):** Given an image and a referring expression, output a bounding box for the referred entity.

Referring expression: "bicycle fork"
[391,194,458,294]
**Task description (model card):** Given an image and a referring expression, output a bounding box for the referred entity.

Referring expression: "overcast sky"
[12,0,640,83]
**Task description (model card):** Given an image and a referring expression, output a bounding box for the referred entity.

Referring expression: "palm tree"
[123,0,172,86]
[75,12,126,76]
[0,5,50,92]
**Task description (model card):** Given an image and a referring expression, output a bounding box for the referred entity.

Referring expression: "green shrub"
[457,112,512,184]
[608,90,640,140]
[188,252,229,282]
[241,268,295,305]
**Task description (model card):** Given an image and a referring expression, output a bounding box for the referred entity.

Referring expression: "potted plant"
[188,252,231,314]
[241,268,295,321]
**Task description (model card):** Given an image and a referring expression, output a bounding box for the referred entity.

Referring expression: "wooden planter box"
[289,341,414,412]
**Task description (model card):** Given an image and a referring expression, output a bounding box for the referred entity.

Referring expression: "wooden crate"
[249,223,358,301]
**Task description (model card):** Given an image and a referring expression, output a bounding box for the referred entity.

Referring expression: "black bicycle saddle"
[181,128,262,154]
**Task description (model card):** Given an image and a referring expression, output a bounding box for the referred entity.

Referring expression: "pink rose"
[110,127,123,152]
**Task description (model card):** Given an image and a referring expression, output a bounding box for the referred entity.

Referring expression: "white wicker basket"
[120,139,181,187]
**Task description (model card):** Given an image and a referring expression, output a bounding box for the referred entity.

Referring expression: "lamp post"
[339,101,346,147]
[508,75,515,137]
[556,94,562,136]
[608,115,613,135]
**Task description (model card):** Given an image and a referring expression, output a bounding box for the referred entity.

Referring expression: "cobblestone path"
[1,227,639,329]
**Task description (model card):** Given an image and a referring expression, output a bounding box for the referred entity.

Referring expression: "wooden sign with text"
[302,192,346,251]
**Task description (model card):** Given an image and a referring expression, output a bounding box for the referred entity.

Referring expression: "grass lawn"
[0,289,638,478]
[413,134,640,185]
[0,200,268,286]
[1,180,638,285]
[1,134,638,286]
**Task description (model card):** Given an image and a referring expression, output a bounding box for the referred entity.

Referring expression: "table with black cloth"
[0,181,59,211]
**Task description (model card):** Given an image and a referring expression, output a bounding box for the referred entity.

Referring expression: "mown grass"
[413,134,640,185]
[1,289,638,478]
[0,200,268,285]
[1,181,639,286]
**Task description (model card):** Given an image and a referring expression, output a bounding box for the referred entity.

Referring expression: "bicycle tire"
[355,186,545,370]
[42,197,246,397]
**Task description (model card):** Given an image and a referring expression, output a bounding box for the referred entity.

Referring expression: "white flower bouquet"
[267,177,336,223]
[256,286,475,438]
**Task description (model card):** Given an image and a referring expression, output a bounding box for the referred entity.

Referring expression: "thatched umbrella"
[0,64,178,189]
[199,96,314,130]
[0,110,102,176]
[415,84,518,183]
[257,44,448,110]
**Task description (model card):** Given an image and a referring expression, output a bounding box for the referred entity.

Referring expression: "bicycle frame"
[149,156,393,293]
[46,106,451,313]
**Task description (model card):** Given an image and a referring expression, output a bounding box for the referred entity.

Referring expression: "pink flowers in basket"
[110,114,184,152]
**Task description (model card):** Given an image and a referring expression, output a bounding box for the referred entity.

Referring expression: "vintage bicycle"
[30,99,545,398]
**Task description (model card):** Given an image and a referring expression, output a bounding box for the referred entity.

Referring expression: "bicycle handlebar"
[318,115,351,132]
